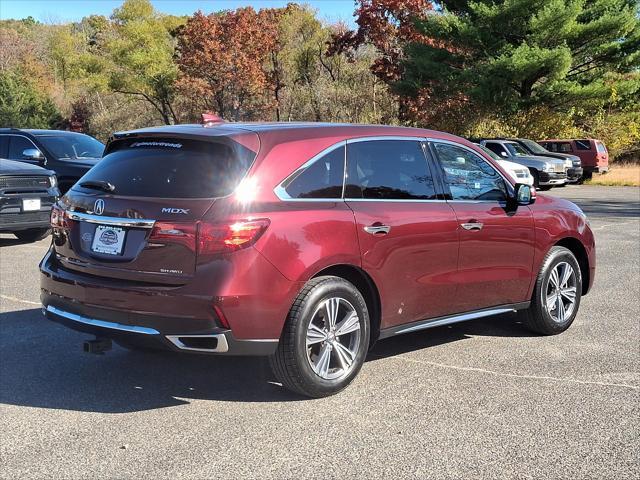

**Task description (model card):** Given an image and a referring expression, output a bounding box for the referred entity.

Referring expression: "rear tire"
[14,228,50,242]
[270,276,370,398]
[519,246,582,335]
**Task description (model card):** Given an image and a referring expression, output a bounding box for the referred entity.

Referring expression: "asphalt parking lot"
[1,185,638,479]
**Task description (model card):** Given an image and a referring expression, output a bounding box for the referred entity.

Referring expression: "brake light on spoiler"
[149,219,270,255]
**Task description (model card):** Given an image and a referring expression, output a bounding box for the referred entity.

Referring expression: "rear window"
[74,138,257,198]
[596,142,607,153]
[575,140,592,150]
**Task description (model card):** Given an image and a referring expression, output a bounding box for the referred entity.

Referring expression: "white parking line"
[0,295,40,306]
[390,355,639,390]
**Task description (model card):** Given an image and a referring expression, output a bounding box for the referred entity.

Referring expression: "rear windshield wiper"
[79,180,115,192]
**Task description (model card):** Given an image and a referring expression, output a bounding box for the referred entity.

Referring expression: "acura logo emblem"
[94,199,105,215]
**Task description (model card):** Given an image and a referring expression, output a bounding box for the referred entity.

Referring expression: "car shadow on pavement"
[561,199,640,218]
[0,308,532,412]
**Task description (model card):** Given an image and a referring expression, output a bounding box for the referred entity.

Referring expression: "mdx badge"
[161,208,190,214]
[94,199,105,215]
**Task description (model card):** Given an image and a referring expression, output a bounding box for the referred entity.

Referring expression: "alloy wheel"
[305,297,362,380]
[545,261,577,323]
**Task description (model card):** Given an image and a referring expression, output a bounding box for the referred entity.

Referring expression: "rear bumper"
[43,302,278,355]
[566,167,584,183]
[39,246,297,354]
[584,165,609,174]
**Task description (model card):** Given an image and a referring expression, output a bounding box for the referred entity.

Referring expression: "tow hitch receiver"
[83,337,112,354]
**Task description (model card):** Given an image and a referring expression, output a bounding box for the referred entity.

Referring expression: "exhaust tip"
[166,334,229,353]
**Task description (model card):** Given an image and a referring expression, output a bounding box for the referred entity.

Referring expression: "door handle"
[460,222,483,231]
[364,224,391,235]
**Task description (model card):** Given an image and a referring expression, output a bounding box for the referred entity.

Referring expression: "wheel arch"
[554,237,590,295]
[311,264,381,347]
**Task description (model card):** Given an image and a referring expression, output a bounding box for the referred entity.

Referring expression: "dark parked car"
[495,138,583,184]
[41,123,595,397]
[0,129,104,193]
[0,158,59,242]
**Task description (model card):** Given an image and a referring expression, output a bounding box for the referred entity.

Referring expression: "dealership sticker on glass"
[22,198,41,211]
[91,225,126,255]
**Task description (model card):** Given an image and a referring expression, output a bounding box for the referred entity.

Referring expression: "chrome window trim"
[273,140,346,202]
[46,305,160,335]
[67,210,156,228]
[345,198,444,203]
[427,137,515,203]
[343,136,440,202]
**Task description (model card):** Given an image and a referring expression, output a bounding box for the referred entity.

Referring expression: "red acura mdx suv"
[40,123,595,397]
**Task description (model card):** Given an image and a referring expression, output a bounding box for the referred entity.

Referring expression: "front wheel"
[519,246,582,335]
[270,276,370,398]
[14,228,50,242]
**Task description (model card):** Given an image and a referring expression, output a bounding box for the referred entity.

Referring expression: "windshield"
[521,139,548,154]
[505,142,530,156]
[37,133,104,160]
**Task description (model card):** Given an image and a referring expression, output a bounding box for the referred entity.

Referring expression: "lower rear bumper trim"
[45,305,160,335]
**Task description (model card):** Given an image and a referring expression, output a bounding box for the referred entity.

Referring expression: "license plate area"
[22,198,41,211]
[91,225,126,255]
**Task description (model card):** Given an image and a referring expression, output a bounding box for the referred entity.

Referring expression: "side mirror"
[506,183,536,212]
[516,183,536,205]
[22,148,44,161]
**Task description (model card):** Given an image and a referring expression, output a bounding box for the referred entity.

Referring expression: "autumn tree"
[105,0,183,124]
[176,8,282,121]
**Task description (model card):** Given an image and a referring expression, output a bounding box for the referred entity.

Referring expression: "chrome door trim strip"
[45,305,160,335]
[67,211,156,228]
[378,305,528,339]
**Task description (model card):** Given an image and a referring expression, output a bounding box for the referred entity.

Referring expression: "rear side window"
[557,142,573,153]
[596,142,607,153]
[282,145,345,199]
[74,138,257,198]
[345,140,436,200]
[575,140,592,150]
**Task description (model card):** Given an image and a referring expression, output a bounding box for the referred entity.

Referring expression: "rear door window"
[345,139,436,200]
[74,137,257,198]
[596,142,607,154]
[281,145,345,199]
[432,142,507,201]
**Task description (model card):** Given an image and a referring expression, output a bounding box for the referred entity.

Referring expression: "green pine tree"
[397,0,640,113]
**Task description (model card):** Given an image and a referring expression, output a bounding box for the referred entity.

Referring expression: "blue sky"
[0,0,358,25]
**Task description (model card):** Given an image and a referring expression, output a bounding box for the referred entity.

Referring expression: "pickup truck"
[480,139,567,190]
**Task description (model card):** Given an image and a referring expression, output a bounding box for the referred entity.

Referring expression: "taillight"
[50,205,68,229]
[148,219,270,256]
[149,222,198,251]
[198,219,270,255]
